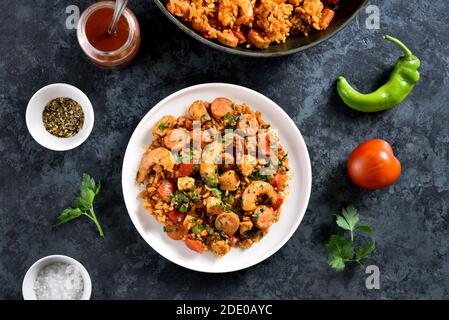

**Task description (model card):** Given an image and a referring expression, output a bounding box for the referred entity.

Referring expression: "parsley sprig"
[56,174,104,237]
[327,206,375,272]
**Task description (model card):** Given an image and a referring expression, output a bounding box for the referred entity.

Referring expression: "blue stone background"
[1,0,448,299]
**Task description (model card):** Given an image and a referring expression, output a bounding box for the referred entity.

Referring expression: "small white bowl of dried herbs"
[26,83,94,151]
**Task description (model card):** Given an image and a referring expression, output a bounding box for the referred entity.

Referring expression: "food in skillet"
[136,98,290,256]
[166,0,339,49]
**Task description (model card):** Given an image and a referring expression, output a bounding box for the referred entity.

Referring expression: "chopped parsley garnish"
[207,186,222,198]
[249,171,270,181]
[205,174,218,187]
[172,192,189,205]
[192,224,205,235]
[279,153,288,169]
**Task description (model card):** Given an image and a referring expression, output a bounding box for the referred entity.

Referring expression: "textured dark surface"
[1,0,448,299]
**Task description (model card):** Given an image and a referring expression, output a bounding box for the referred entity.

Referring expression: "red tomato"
[178,163,197,177]
[347,139,401,189]
[271,195,283,210]
[185,238,205,253]
[157,180,176,202]
[274,173,285,189]
[167,210,186,225]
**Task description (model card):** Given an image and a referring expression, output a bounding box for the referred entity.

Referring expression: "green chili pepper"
[337,35,420,112]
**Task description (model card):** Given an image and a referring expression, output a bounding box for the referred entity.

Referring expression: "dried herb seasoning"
[42,97,84,138]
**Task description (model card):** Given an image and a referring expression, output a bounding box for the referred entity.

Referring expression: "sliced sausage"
[215,212,240,236]
[210,97,234,119]
[188,100,211,123]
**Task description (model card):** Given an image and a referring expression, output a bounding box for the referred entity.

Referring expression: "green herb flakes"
[42,97,84,138]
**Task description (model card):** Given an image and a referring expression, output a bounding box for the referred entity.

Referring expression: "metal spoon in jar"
[108,0,128,35]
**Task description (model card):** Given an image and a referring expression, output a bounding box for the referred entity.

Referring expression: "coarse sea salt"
[33,262,84,300]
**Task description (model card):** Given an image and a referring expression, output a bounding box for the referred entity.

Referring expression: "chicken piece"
[237,113,259,136]
[319,8,335,30]
[218,170,240,191]
[152,116,177,136]
[303,0,324,17]
[217,30,239,47]
[205,196,222,215]
[183,215,202,231]
[239,221,253,235]
[247,30,271,49]
[237,154,257,177]
[177,177,195,191]
[167,0,191,17]
[200,163,219,187]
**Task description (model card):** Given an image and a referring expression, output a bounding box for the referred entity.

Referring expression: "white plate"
[122,83,312,273]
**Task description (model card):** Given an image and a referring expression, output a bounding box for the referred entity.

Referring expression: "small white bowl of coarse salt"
[22,255,92,300]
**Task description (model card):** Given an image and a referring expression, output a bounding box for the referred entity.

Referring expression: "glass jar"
[77,1,141,69]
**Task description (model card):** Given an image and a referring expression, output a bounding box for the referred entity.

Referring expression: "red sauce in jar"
[85,7,129,52]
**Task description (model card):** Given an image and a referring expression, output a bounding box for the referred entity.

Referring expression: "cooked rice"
[166,0,339,48]
[137,98,291,256]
